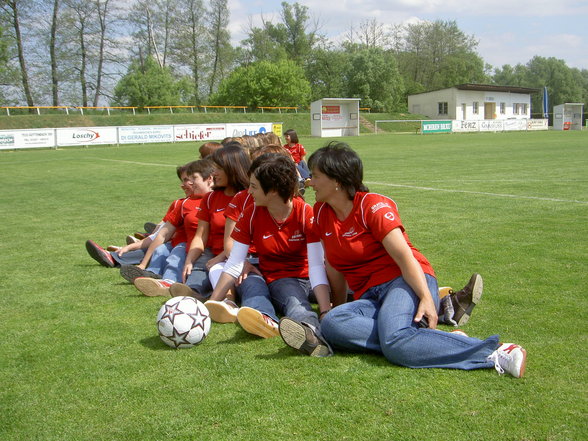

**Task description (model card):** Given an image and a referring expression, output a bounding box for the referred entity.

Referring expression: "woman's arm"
[136,222,176,269]
[307,242,331,317]
[208,241,249,301]
[381,227,438,328]
[325,257,348,307]
[182,220,209,282]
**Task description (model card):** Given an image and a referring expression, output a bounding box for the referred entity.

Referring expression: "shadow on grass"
[139,335,172,351]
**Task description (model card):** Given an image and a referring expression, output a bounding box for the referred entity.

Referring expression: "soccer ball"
[156,296,211,348]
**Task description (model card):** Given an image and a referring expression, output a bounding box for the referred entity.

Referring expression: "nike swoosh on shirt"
[325,232,333,236]
[215,208,224,212]
[263,234,273,239]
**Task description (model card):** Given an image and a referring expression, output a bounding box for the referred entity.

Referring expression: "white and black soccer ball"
[156,296,211,348]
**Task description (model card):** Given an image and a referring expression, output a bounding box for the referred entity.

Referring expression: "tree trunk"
[50,0,60,106]
[92,0,108,107]
[7,1,35,108]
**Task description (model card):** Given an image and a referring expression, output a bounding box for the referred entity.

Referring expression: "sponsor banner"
[527,119,548,131]
[118,125,174,144]
[225,123,273,137]
[503,119,527,131]
[452,120,479,132]
[479,120,504,132]
[422,120,452,134]
[322,105,340,114]
[174,124,226,142]
[272,123,283,138]
[0,129,55,150]
[56,127,118,146]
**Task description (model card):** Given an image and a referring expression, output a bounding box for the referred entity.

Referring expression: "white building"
[408,84,539,121]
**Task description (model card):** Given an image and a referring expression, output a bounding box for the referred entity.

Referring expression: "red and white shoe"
[450,329,468,337]
[85,240,116,268]
[237,307,279,338]
[133,278,173,297]
[487,343,527,378]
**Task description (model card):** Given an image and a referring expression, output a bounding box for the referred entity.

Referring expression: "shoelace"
[487,350,509,375]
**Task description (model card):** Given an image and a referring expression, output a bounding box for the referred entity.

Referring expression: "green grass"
[1,130,587,440]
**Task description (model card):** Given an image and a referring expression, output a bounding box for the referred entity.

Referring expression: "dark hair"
[176,164,187,179]
[284,129,299,144]
[307,142,369,200]
[185,159,215,180]
[211,144,251,192]
[250,153,298,203]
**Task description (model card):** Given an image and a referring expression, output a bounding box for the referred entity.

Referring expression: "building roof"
[410,83,540,96]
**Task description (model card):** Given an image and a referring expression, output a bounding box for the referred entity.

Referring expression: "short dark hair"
[211,144,251,192]
[250,153,298,203]
[307,142,369,200]
[284,129,299,144]
[185,159,214,180]
[176,165,187,179]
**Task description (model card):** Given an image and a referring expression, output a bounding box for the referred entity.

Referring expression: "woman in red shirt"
[208,153,331,347]
[282,142,527,378]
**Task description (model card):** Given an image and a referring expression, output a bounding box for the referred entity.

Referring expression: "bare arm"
[381,227,438,328]
[325,257,348,307]
[137,222,176,269]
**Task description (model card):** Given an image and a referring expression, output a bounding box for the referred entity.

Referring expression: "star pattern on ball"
[187,305,210,335]
[160,299,183,322]
[166,327,192,348]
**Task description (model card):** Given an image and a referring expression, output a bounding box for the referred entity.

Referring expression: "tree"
[206,0,232,95]
[2,0,35,107]
[305,46,349,102]
[344,47,405,111]
[113,56,182,106]
[210,59,311,109]
[169,0,207,103]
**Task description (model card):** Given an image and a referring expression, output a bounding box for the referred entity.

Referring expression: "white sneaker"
[237,307,279,338]
[205,299,239,323]
[487,343,527,378]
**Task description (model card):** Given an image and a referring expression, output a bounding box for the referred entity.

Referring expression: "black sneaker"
[144,222,157,234]
[450,273,483,326]
[279,317,333,357]
[85,240,116,268]
[120,264,162,283]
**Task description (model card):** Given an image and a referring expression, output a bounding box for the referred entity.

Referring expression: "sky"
[227,0,588,71]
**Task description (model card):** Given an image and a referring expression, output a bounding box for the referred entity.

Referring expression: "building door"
[484,102,496,119]
[461,103,467,120]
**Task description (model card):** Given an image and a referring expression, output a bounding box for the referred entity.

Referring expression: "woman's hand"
[205,253,225,270]
[236,261,262,286]
[116,245,132,256]
[414,295,438,329]
[182,262,193,283]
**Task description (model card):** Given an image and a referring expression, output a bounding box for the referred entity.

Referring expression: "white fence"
[0,122,279,150]
[375,119,549,134]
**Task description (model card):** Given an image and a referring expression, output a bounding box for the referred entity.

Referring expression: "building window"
[500,103,506,114]
[473,102,479,114]
[522,104,528,114]
[438,102,448,115]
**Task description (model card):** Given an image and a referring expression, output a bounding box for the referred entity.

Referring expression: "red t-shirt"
[314,192,434,299]
[225,190,254,222]
[283,143,306,164]
[231,197,318,284]
[165,196,202,247]
[197,190,234,255]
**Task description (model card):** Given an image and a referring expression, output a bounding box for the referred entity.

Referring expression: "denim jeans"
[237,275,319,328]
[160,242,186,281]
[184,248,214,296]
[146,243,173,275]
[111,249,145,266]
[320,274,498,370]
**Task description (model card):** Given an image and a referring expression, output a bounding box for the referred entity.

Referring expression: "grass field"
[1,130,587,440]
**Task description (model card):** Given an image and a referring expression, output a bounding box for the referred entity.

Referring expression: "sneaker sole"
[279,317,331,357]
[169,283,207,302]
[120,265,161,283]
[133,278,170,297]
[85,240,115,268]
[237,307,279,338]
[455,274,483,326]
[517,348,527,378]
[205,301,238,323]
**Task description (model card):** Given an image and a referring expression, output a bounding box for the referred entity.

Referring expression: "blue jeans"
[320,274,498,370]
[237,276,319,328]
[146,243,173,275]
[184,248,214,296]
[111,249,144,266]
[160,242,186,281]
